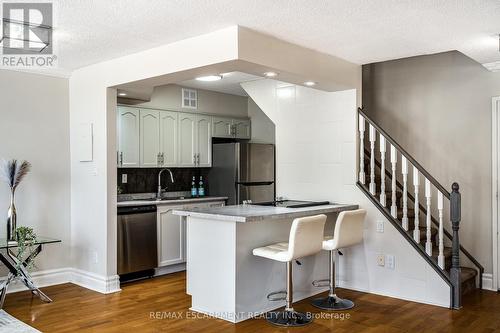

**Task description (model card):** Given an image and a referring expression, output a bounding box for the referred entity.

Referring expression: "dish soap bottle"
[191,176,198,197]
[198,176,205,197]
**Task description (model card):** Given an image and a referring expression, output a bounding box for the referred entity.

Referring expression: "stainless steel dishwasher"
[117,205,158,277]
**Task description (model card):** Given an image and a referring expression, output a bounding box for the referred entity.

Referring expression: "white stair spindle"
[379,135,386,207]
[437,192,445,269]
[390,145,397,218]
[425,179,432,256]
[359,115,365,184]
[401,156,409,230]
[413,167,420,243]
[369,125,376,195]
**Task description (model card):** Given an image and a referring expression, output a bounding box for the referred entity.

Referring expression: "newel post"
[450,182,461,309]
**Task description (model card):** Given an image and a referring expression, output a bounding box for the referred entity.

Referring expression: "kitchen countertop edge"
[117,196,228,207]
[173,203,359,223]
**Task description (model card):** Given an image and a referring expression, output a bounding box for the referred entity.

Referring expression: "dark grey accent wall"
[362,51,500,273]
[117,168,210,194]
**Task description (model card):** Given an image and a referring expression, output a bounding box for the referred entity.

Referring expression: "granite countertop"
[117,196,228,207]
[172,203,359,222]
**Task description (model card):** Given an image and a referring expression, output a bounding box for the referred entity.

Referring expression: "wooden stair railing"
[357,107,483,309]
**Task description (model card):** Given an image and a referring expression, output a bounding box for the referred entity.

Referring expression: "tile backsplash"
[117,168,210,194]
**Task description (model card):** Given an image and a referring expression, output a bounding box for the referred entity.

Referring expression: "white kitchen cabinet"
[158,200,225,268]
[233,119,251,139]
[117,107,140,167]
[196,115,212,167]
[140,109,160,167]
[178,113,197,167]
[212,117,233,138]
[159,111,178,166]
[157,204,185,267]
[179,113,212,167]
[212,117,251,139]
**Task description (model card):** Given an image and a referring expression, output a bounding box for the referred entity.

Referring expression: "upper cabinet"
[160,111,178,166]
[118,106,250,168]
[117,107,140,167]
[212,117,233,138]
[178,113,196,167]
[140,110,161,167]
[196,115,212,167]
[178,113,212,167]
[233,119,251,139]
[212,117,251,139]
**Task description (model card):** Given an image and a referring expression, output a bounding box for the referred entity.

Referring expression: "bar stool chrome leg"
[266,262,313,326]
[312,250,354,311]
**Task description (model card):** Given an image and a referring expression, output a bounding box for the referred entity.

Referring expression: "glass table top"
[0,237,61,249]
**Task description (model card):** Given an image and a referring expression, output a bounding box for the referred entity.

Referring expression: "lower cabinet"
[157,201,225,267]
[157,204,185,267]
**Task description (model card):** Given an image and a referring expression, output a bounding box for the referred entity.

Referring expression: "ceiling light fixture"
[304,81,316,87]
[118,92,127,97]
[264,71,278,78]
[195,75,223,82]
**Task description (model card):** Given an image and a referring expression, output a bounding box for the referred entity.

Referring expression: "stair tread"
[457,267,478,283]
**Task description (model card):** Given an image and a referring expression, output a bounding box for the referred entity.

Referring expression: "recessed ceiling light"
[304,81,316,86]
[195,75,223,82]
[264,71,278,78]
[118,92,127,96]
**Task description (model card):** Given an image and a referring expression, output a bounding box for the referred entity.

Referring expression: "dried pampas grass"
[0,159,31,190]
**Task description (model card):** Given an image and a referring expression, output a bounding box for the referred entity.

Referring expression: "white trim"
[492,96,500,292]
[70,269,121,294]
[3,268,121,295]
[338,281,449,308]
[6,268,72,294]
[482,273,495,291]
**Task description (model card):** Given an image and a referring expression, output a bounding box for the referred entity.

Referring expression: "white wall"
[0,69,70,270]
[241,79,451,307]
[248,98,275,144]
[130,84,248,118]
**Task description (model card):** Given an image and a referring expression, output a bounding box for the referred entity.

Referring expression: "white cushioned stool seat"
[252,242,290,262]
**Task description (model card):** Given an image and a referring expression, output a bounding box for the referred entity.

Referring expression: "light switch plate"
[122,174,127,184]
[377,254,385,266]
[386,254,395,269]
[376,220,384,233]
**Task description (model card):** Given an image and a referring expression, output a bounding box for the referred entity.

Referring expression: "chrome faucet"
[157,168,174,199]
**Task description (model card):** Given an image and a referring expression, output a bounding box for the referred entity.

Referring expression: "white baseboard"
[338,281,449,308]
[5,267,121,295]
[482,273,495,291]
[155,263,186,276]
[6,268,72,294]
[70,268,121,294]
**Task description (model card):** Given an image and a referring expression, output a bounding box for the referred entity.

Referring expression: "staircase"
[356,108,483,309]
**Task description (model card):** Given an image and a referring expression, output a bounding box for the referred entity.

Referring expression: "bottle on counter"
[198,176,205,197]
[191,176,198,197]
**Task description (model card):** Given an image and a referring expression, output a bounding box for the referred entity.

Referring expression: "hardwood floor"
[3,272,500,332]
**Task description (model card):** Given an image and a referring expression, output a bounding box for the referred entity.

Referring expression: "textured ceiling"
[14,0,500,73]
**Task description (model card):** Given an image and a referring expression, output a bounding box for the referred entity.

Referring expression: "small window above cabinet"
[182,88,197,109]
[212,117,251,140]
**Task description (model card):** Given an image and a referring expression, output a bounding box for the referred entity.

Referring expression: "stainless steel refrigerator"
[209,143,275,205]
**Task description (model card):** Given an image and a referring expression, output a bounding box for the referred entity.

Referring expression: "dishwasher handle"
[117,205,157,215]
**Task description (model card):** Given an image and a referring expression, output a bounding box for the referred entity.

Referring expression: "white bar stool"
[252,214,327,327]
[312,209,366,310]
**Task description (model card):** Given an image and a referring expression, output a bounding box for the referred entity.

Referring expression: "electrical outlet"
[386,255,395,269]
[377,254,385,266]
[93,251,98,264]
[122,174,127,184]
[376,220,384,233]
